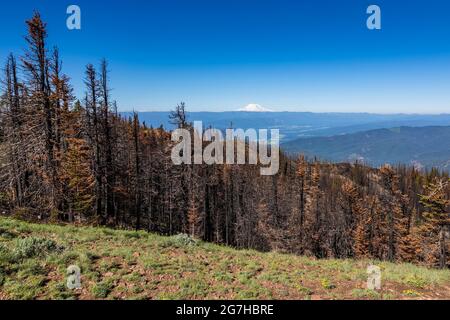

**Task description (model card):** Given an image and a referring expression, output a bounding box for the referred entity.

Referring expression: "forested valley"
[0,13,449,269]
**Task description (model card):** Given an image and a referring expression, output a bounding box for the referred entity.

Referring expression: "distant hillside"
[123,112,450,142]
[282,126,450,170]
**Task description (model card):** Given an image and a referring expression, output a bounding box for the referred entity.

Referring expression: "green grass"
[0,217,449,300]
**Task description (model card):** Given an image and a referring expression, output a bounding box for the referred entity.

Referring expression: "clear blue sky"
[1,0,450,113]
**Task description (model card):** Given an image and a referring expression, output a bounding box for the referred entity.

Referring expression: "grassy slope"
[0,217,449,300]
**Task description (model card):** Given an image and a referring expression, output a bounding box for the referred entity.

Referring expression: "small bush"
[12,208,31,220]
[0,265,6,286]
[91,281,114,298]
[85,251,101,262]
[0,244,16,264]
[13,237,64,260]
[123,231,141,239]
[320,278,336,290]
[60,252,80,265]
[0,243,9,255]
[352,289,380,299]
[17,260,47,277]
[4,275,46,299]
[0,192,10,208]
[163,234,198,248]
[405,275,427,289]
[101,229,114,236]
[0,227,18,240]
[402,289,421,297]
[48,282,77,300]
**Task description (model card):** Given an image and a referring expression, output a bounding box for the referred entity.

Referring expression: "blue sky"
[1,0,450,113]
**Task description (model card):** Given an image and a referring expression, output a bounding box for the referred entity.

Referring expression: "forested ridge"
[282,125,450,171]
[0,13,449,269]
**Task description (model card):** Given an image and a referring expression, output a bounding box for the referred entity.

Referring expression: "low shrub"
[12,208,31,220]
[13,237,64,260]
[0,244,16,264]
[91,281,114,298]
[405,275,427,289]
[320,278,336,290]
[0,227,18,240]
[0,192,9,208]
[162,234,198,248]
[0,270,5,286]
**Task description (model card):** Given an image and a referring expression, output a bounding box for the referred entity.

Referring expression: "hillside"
[1,217,449,300]
[282,126,450,170]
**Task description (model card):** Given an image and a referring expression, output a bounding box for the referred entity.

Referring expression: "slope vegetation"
[1,217,449,300]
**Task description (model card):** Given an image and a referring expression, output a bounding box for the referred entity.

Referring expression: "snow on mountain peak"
[237,104,274,112]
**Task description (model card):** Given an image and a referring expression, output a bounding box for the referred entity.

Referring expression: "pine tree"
[342,181,368,258]
[380,165,411,261]
[296,155,307,227]
[23,12,59,212]
[187,196,201,237]
[60,137,95,222]
[1,55,27,208]
[84,64,103,222]
[418,179,450,268]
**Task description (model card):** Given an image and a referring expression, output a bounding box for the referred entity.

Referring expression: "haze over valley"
[124,111,450,171]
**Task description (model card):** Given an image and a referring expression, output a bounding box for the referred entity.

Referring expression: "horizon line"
[119,109,450,116]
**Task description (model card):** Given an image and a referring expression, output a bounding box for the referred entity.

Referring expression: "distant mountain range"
[123,111,450,142]
[122,111,450,170]
[282,126,450,171]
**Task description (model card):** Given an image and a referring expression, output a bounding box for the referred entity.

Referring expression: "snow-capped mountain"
[237,104,274,112]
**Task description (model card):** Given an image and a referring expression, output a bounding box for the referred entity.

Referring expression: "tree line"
[0,13,449,268]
